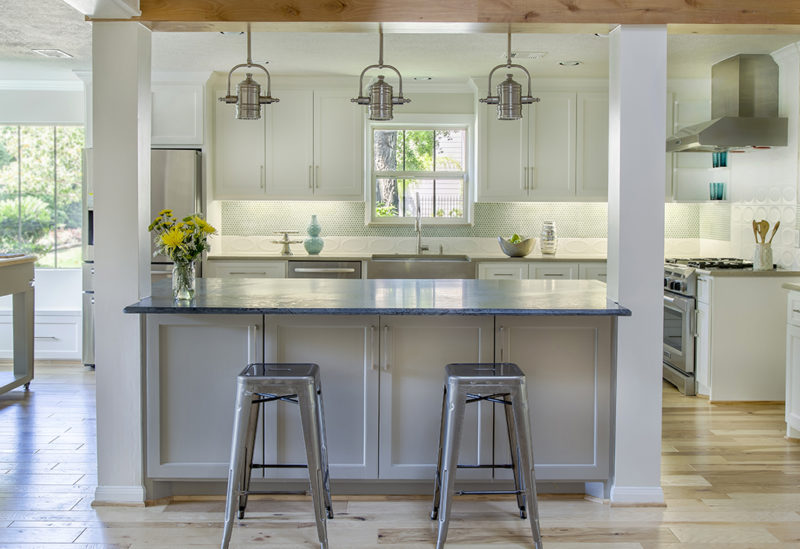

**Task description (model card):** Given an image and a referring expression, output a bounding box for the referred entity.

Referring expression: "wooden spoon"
[752,220,759,243]
[768,220,780,244]
[758,220,770,244]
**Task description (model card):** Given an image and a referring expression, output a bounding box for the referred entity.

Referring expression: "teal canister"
[303,214,324,255]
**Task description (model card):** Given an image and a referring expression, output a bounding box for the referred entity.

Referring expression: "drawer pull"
[35,336,59,341]
[494,273,515,277]
[793,309,800,314]
[293,268,356,273]
[229,271,267,276]
[543,273,565,277]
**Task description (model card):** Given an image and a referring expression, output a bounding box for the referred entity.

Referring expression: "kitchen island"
[0,255,34,395]
[125,278,629,499]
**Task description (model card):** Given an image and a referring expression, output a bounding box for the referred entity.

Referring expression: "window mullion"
[53,126,58,268]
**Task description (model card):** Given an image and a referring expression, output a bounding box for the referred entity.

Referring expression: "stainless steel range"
[662,258,756,395]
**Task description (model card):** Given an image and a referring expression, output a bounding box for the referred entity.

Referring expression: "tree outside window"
[0,125,84,268]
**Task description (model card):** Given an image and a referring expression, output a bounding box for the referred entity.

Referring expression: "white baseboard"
[609,485,665,505]
[93,485,146,506]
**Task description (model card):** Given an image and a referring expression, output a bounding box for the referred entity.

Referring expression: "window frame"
[365,114,474,226]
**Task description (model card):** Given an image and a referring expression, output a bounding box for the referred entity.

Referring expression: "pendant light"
[218,24,279,120]
[479,30,539,120]
[351,25,410,121]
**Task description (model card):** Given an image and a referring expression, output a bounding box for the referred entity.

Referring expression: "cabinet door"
[213,89,266,198]
[576,92,608,199]
[529,92,576,199]
[146,314,263,479]
[696,300,711,396]
[787,324,800,438]
[263,315,379,479]
[313,90,363,199]
[477,262,528,280]
[578,263,607,282]
[152,83,203,146]
[494,316,612,480]
[265,89,314,199]
[480,106,528,201]
[204,260,286,278]
[379,316,494,479]
[529,262,579,280]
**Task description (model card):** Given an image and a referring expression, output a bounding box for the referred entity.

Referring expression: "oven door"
[663,291,696,375]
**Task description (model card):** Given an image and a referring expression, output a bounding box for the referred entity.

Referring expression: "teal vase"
[303,215,324,255]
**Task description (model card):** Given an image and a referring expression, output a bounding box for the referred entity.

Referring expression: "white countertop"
[207,253,608,262]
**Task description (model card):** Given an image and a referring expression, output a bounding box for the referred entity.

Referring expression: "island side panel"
[494,316,612,481]
[146,314,263,479]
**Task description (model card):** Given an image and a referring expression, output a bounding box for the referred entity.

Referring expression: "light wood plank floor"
[1,362,799,548]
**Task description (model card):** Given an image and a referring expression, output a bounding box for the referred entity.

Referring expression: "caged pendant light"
[218,23,279,120]
[351,25,410,121]
[479,30,539,120]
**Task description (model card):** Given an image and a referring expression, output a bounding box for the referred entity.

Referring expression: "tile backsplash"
[220,201,718,240]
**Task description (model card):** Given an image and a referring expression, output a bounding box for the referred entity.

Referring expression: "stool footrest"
[250,463,308,469]
[457,463,514,469]
[456,489,524,496]
[242,489,307,496]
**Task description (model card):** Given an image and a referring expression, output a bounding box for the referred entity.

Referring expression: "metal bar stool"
[221,363,333,549]
[431,363,543,549]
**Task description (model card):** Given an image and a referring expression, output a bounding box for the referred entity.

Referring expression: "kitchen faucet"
[415,193,429,255]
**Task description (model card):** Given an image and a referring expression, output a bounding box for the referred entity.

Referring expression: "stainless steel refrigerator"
[81,148,203,368]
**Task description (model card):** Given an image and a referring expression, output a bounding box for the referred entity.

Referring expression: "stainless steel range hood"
[667,54,788,153]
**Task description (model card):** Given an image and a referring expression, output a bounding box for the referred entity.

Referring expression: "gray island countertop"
[124,278,631,316]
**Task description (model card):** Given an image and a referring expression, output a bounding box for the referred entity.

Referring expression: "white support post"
[607,25,667,505]
[92,21,152,505]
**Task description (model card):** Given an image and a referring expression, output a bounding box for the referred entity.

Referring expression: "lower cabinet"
[786,324,800,439]
[478,261,602,281]
[204,260,287,278]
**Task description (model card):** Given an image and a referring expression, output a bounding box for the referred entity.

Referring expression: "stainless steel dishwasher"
[287,260,362,279]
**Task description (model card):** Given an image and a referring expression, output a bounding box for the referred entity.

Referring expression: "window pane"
[374,130,402,171]
[375,177,400,217]
[0,126,20,253]
[55,127,84,268]
[403,130,434,171]
[435,179,464,218]
[404,179,434,217]
[435,129,466,172]
[20,127,55,266]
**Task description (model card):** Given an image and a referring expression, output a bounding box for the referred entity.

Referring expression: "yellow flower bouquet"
[148,209,217,299]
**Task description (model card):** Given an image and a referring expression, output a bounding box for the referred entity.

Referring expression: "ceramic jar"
[540,221,557,254]
[303,215,324,255]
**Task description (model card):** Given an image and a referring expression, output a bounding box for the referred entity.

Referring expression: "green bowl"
[498,236,535,257]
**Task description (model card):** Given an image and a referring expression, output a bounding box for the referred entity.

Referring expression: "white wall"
[0,88,84,124]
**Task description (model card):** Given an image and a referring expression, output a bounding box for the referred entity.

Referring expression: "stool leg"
[510,384,543,549]
[431,384,447,520]
[502,394,527,519]
[315,384,334,519]
[237,399,261,519]
[436,382,467,549]
[298,381,329,549]
[221,384,254,549]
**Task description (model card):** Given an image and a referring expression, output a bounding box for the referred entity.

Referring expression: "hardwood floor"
[1,362,799,548]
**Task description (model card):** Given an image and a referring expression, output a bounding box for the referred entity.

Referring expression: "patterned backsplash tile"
[220,201,717,240]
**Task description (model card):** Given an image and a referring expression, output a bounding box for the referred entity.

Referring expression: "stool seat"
[432,362,543,549]
[221,363,332,549]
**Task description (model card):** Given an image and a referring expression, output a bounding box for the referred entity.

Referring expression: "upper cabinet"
[152,83,204,146]
[213,86,363,200]
[480,90,608,202]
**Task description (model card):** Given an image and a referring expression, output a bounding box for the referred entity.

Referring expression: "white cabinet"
[378,316,494,480]
[480,90,607,202]
[530,262,579,280]
[477,262,527,280]
[494,316,612,480]
[786,291,800,439]
[579,263,607,282]
[146,314,263,479]
[0,311,82,360]
[204,260,286,278]
[263,315,379,479]
[214,86,362,200]
[696,300,711,396]
[152,83,204,146]
[477,261,582,280]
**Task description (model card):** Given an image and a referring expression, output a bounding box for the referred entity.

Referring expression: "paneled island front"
[125,278,630,499]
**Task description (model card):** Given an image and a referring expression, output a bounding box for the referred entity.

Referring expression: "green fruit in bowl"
[509,233,522,243]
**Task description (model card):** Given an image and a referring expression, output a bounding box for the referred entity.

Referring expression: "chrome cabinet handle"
[382,325,391,371]
[499,325,505,362]
[494,273,515,277]
[260,165,265,189]
[543,273,564,277]
[229,271,267,276]
[530,166,536,189]
[370,325,378,370]
[522,167,528,191]
[308,165,313,189]
[35,336,58,341]
[315,165,320,189]
[793,309,800,314]
[293,268,356,273]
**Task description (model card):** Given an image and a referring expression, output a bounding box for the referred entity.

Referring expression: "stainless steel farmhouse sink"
[366,254,476,279]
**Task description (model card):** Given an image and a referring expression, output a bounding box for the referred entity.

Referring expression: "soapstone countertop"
[206,253,608,262]
[124,278,630,317]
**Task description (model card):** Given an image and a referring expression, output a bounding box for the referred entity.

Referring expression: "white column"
[92,21,152,504]
[607,25,666,504]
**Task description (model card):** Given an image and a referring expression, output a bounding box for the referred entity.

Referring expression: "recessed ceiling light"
[559,60,582,67]
[503,51,547,60]
[32,49,73,59]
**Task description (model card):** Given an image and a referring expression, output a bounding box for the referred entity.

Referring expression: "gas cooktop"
[665,258,754,269]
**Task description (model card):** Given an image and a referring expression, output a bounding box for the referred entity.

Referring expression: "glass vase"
[172,260,196,300]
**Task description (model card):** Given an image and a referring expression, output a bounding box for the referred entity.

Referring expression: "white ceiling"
[1,0,800,83]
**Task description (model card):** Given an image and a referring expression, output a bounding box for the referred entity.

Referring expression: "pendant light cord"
[378,23,384,67]
[246,22,252,65]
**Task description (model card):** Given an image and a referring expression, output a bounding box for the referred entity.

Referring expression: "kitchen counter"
[783,282,800,291]
[206,253,608,262]
[124,278,630,316]
[696,268,800,277]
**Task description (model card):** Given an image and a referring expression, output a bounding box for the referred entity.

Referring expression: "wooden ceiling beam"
[119,0,800,26]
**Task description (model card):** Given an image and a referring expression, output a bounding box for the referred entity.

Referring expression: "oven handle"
[664,295,675,303]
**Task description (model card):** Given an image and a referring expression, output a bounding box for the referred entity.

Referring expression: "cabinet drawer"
[579,263,607,281]
[530,262,579,280]
[477,263,527,280]
[0,312,81,360]
[697,276,711,304]
[205,261,286,278]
